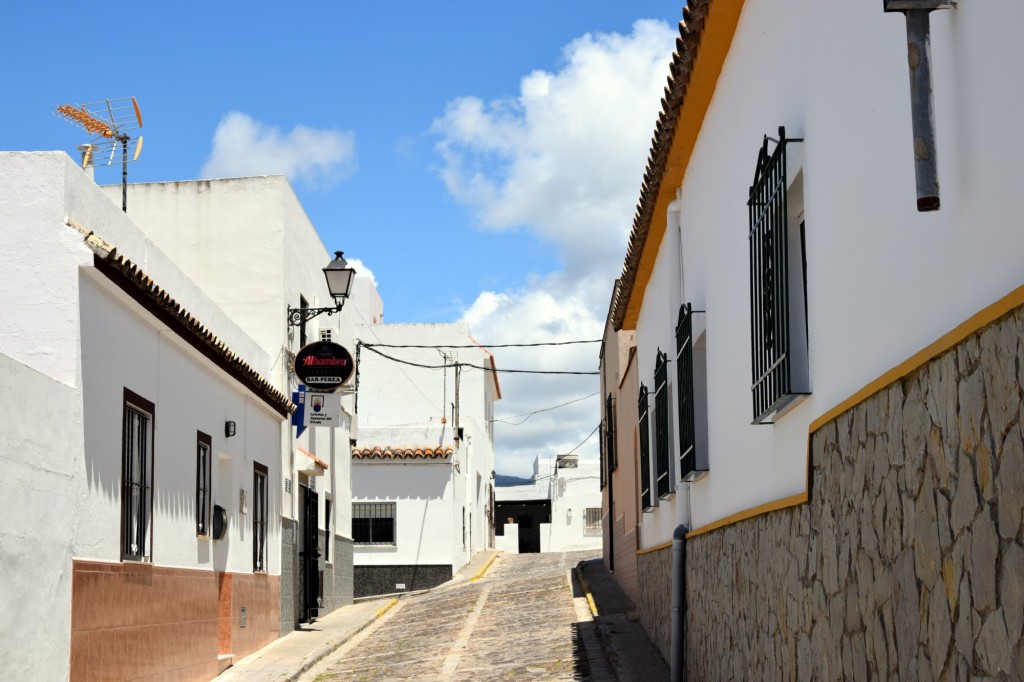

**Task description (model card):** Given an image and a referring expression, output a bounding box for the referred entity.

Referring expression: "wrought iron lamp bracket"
[287,303,342,327]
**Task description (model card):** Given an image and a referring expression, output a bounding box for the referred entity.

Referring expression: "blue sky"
[3,2,682,476]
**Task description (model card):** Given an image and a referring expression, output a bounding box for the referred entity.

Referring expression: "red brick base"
[70,560,279,682]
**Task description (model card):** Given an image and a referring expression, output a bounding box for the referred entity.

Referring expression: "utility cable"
[360,343,599,376]
[362,340,600,349]
[352,308,444,414]
[490,392,600,425]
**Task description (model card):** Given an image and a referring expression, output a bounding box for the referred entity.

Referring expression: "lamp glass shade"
[323,251,356,300]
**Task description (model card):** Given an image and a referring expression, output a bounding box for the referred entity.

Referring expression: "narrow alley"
[304,551,608,682]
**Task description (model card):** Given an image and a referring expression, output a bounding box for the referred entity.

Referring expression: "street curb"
[374,598,398,619]
[279,599,399,682]
[574,565,599,617]
[470,553,498,582]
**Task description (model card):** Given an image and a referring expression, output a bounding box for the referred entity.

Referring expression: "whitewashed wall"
[631,0,1024,537]
[0,153,289,677]
[0,355,82,682]
[546,458,603,552]
[103,177,355,541]
[496,455,603,552]
[351,463,455,566]
[77,262,283,574]
[354,322,498,564]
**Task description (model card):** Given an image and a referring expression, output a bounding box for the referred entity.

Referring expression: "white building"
[351,322,499,596]
[495,454,603,554]
[99,175,357,631]
[602,0,1024,675]
[0,152,288,680]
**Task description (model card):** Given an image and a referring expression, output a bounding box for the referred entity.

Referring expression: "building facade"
[102,177,357,631]
[599,308,640,605]
[603,1,1024,677]
[0,153,289,680]
[495,454,604,555]
[351,323,498,596]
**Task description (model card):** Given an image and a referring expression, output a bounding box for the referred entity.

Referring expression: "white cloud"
[438,20,675,476]
[432,19,675,280]
[460,272,610,477]
[348,257,377,287]
[201,112,357,188]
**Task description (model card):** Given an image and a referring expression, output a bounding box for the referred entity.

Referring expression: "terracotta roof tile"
[352,445,454,461]
[611,1,712,331]
[298,446,329,469]
[65,216,295,417]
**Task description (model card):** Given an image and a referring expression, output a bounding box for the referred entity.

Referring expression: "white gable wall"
[632,0,1024,537]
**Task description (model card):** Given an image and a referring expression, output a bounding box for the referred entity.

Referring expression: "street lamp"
[287,251,356,327]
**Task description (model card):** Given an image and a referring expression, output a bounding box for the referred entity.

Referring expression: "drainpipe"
[670,523,689,681]
[884,0,957,212]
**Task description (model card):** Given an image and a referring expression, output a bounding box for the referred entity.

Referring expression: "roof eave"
[612,0,746,331]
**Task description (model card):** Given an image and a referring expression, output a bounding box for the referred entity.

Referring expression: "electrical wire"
[360,343,600,376]
[490,392,600,425]
[563,424,600,456]
[352,308,444,414]
[362,340,600,349]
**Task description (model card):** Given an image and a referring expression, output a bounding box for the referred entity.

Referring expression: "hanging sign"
[304,390,341,427]
[294,341,355,391]
[292,384,342,434]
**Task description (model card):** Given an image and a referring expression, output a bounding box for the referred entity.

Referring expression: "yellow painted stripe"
[470,553,498,582]
[686,493,807,539]
[686,280,1024,539]
[636,540,673,556]
[374,598,398,619]
[623,0,747,329]
[809,281,1024,434]
[586,592,599,617]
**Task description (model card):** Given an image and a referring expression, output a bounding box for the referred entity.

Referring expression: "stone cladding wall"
[638,545,673,663]
[354,564,452,598]
[280,517,298,635]
[321,533,354,613]
[685,308,1024,680]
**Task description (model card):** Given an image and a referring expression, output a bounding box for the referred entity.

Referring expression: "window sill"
[752,391,811,425]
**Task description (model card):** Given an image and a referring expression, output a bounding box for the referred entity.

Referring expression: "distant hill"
[495,474,533,487]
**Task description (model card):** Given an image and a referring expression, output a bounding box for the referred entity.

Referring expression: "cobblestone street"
[303,551,603,682]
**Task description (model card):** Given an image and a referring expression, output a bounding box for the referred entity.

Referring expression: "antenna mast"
[55,97,144,213]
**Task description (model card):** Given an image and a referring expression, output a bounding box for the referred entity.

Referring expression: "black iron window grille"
[654,350,672,498]
[353,502,396,545]
[253,462,268,572]
[638,383,654,511]
[676,304,698,480]
[324,497,332,562]
[748,126,809,423]
[584,508,602,535]
[121,390,154,561]
[601,394,618,492]
[196,432,212,536]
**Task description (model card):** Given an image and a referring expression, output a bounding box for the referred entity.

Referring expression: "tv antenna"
[55,96,143,213]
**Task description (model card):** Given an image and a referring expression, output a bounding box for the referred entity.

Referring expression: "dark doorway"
[298,485,320,623]
[495,500,550,554]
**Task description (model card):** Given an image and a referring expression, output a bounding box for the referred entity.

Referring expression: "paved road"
[303,551,603,682]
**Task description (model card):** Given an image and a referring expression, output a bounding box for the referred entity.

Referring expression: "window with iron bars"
[122,391,154,561]
[353,502,396,545]
[748,126,809,423]
[598,393,614,489]
[584,508,602,535]
[638,383,655,511]
[253,462,268,572]
[654,350,672,498]
[196,431,212,536]
[676,304,697,479]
